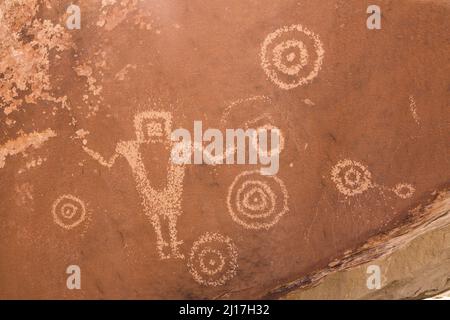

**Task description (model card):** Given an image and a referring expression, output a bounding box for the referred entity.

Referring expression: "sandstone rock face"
[273,190,450,299]
[285,208,450,300]
[0,0,449,299]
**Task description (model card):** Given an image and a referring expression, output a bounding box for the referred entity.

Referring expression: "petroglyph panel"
[0,0,449,300]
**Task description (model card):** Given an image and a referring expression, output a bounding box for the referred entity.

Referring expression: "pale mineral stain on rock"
[409,95,421,125]
[18,156,48,174]
[114,64,137,81]
[0,129,56,169]
[0,0,72,116]
[14,182,34,208]
[74,129,90,140]
[73,61,105,118]
[97,0,153,31]
[74,64,103,96]
[303,99,315,107]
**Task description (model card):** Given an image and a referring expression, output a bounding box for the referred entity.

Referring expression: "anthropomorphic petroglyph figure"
[83,111,185,259]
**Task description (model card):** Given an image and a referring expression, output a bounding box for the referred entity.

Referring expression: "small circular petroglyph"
[52,194,87,230]
[261,24,325,90]
[273,40,309,76]
[331,160,373,196]
[392,183,415,199]
[188,233,238,287]
[227,170,289,230]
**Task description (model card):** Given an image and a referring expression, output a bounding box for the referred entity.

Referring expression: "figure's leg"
[122,147,172,259]
[167,213,184,259]
[164,165,186,259]
[147,213,171,260]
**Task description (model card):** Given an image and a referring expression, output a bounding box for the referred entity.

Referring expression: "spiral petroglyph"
[188,233,238,287]
[227,170,289,230]
[260,24,325,90]
[52,194,87,230]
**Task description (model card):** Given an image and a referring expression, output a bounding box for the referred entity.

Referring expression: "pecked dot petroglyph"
[82,110,185,260]
[331,159,416,200]
[331,159,373,196]
[82,146,120,168]
[251,124,285,156]
[219,96,286,161]
[260,24,325,90]
[221,96,286,138]
[220,96,272,127]
[227,170,289,230]
[188,232,238,287]
[1,0,447,300]
[52,194,87,230]
[392,183,416,199]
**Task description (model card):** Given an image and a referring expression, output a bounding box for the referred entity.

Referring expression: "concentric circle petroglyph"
[220,96,286,161]
[227,170,289,230]
[331,160,416,200]
[52,194,87,230]
[273,40,309,75]
[220,96,272,126]
[331,160,373,196]
[261,24,325,90]
[188,233,238,287]
[392,183,415,199]
[250,124,285,156]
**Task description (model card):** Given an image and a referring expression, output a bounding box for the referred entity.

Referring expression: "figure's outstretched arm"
[82,145,120,168]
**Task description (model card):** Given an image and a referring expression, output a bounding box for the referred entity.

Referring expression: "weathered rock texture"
[280,191,450,299]
[0,0,449,299]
